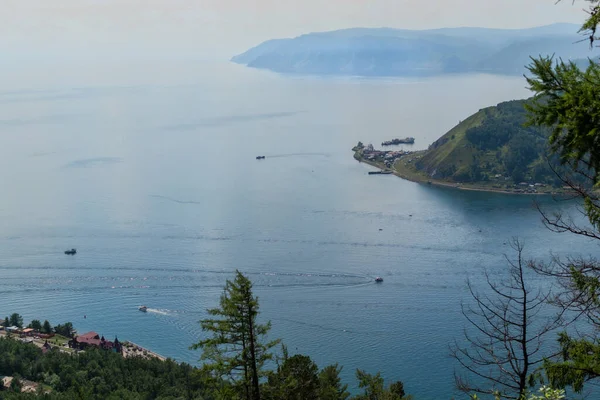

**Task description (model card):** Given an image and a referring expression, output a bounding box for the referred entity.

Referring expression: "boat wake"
[264,152,330,158]
[146,308,169,315]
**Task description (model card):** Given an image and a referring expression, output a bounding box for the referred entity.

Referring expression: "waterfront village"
[0,316,165,393]
[353,141,414,169]
[353,141,555,194]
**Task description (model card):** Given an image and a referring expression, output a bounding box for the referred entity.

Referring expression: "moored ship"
[381,137,415,146]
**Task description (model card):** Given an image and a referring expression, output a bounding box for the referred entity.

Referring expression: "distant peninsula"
[353,99,577,195]
[232,23,591,77]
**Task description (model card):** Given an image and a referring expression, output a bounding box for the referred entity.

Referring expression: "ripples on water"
[0,68,592,399]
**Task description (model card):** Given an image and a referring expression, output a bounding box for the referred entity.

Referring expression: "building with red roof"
[69,332,122,354]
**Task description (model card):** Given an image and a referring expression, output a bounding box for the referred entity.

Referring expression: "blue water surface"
[0,61,595,399]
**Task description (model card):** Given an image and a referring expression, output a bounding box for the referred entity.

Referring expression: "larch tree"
[191,270,279,400]
[452,239,561,399]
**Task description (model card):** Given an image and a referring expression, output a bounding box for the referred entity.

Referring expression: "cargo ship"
[381,137,415,146]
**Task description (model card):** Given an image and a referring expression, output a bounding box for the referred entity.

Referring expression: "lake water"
[0,60,594,399]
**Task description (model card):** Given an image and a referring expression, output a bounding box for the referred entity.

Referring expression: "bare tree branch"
[452,239,562,399]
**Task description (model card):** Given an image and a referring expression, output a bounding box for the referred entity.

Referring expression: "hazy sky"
[0,0,589,59]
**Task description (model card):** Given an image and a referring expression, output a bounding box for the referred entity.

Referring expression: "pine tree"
[192,270,280,400]
[28,320,42,331]
[9,313,23,328]
[319,364,350,400]
[42,320,52,334]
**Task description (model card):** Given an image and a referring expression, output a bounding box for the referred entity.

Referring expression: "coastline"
[0,329,167,362]
[354,152,560,196]
[123,340,167,362]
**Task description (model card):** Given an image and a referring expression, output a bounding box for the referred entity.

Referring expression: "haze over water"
[0,60,594,398]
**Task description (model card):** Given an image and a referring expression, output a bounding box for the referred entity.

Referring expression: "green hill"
[392,99,570,192]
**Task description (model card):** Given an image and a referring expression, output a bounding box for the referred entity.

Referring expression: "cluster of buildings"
[0,375,41,394]
[0,325,54,339]
[359,143,412,168]
[488,175,549,193]
[0,324,122,354]
[1,320,164,363]
[69,331,123,353]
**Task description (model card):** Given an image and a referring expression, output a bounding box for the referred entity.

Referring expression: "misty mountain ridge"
[232,23,595,76]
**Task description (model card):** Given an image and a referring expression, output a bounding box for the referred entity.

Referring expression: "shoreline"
[0,329,168,362]
[123,340,167,362]
[354,153,559,196]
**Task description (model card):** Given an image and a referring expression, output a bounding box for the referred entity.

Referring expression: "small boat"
[375,277,383,283]
[139,306,148,312]
[64,248,77,255]
[256,156,266,160]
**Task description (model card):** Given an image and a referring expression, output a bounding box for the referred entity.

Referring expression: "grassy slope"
[384,99,567,194]
[416,106,495,178]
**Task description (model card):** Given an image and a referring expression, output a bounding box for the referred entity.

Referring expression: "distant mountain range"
[232,23,596,76]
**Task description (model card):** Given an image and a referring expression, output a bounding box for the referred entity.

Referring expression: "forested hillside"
[0,338,209,400]
[412,99,566,187]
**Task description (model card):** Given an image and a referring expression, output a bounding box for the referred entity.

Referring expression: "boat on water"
[381,137,415,146]
[368,170,393,175]
[256,156,266,160]
[375,277,384,283]
[139,306,148,312]
[64,248,77,255]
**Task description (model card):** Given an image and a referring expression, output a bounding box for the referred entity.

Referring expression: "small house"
[21,328,34,337]
[0,376,13,391]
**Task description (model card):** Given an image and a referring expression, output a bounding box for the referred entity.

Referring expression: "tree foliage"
[525,0,600,394]
[263,351,320,400]
[28,320,42,332]
[465,101,545,153]
[53,322,74,338]
[0,337,212,400]
[262,346,350,400]
[319,364,351,400]
[352,370,412,400]
[191,270,280,400]
[41,320,52,335]
[8,314,23,329]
